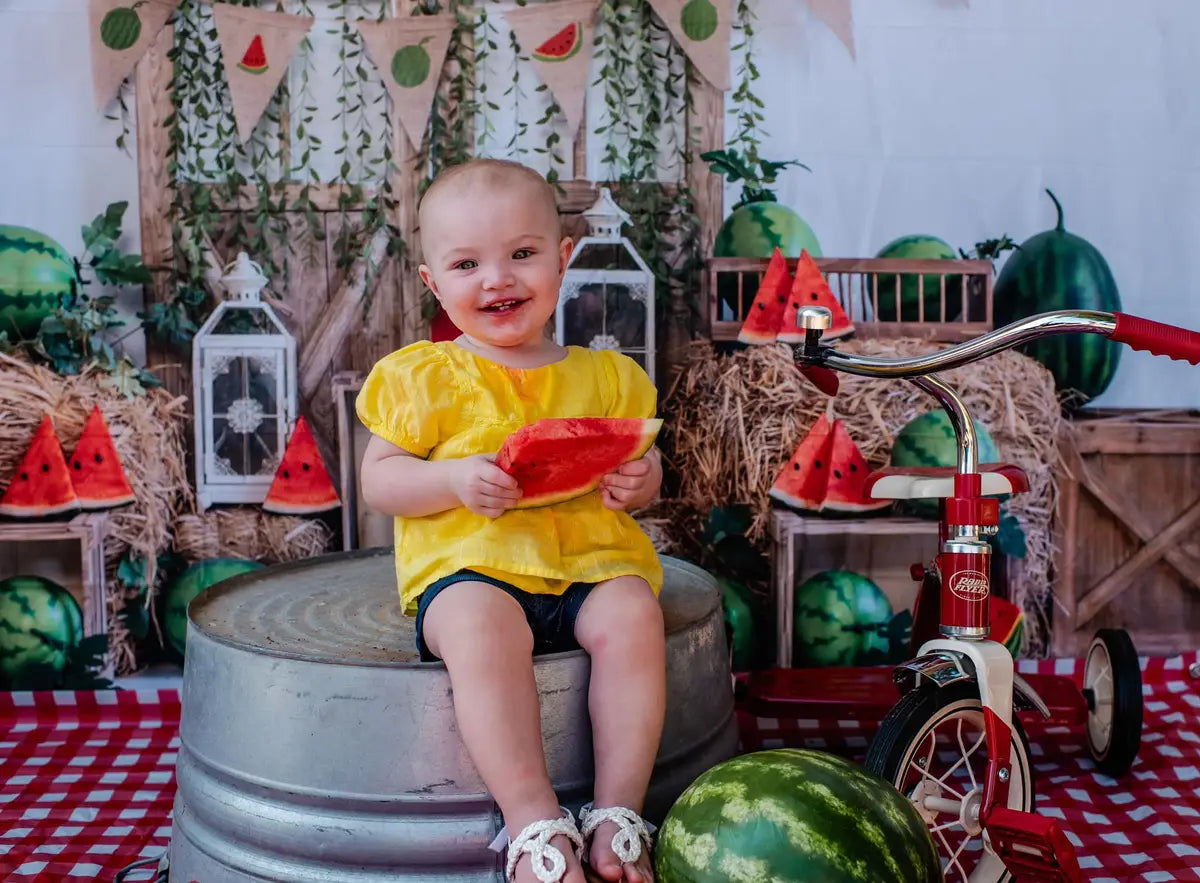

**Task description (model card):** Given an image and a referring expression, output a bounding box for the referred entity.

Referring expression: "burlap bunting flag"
[804,0,855,58]
[357,14,457,151]
[211,4,314,143]
[88,0,182,109]
[504,0,600,136]
[644,0,733,91]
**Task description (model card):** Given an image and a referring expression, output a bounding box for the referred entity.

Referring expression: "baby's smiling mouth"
[482,298,527,313]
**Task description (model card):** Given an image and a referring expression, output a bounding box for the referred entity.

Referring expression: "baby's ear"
[558,236,574,273]
[418,263,439,297]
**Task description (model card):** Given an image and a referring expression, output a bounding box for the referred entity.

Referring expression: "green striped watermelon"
[889,409,1000,516]
[0,575,84,684]
[873,234,962,322]
[993,189,1123,403]
[794,570,893,667]
[0,225,77,338]
[164,558,264,657]
[655,748,941,882]
[714,202,822,259]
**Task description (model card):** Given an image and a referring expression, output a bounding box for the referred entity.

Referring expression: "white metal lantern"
[192,252,297,511]
[557,188,656,382]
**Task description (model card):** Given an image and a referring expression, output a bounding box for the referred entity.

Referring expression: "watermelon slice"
[532,22,582,62]
[990,595,1024,658]
[496,416,662,508]
[777,250,854,343]
[238,34,269,74]
[736,247,792,345]
[67,406,135,510]
[262,417,340,515]
[768,414,834,512]
[823,419,891,513]
[430,304,460,342]
[0,416,79,517]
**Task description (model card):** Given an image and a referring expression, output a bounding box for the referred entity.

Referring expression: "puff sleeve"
[600,351,658,420]
[354,342,460,458]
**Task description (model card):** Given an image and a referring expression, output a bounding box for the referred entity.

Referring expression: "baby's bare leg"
[573,576,666,883]
[422,581,585,883]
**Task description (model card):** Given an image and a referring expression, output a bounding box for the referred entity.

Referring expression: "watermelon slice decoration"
[67,406,134,510]
[496,416,662,508]
[262,417,340,515]
[990,595,1024,658]
[531,22,582,62]
[237,34,269,75]
[736,247,792,345]
[777,250,854,343]
[769,414,889,514]
[0,416,79,517]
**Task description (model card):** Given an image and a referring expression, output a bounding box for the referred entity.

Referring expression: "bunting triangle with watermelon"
[769,413,889,514]
[262,416,340,515]
[736,247,793,345]
[777,249,854,343]
[0,415,79,517]
[67,406,135,510]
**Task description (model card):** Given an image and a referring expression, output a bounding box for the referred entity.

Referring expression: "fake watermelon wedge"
[769,414,888,514]
[736,247,792,345]
[990,594,1024,658]
[0,416,79,517]
[777,250,854,343]
[824,419,890,513]
[531,22,582,62]
[238,34,269,74]
[67,406,134,510]
[262,417,340,515]
[496,416,662,508]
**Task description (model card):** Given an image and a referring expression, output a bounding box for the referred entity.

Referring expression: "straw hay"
[174,509,332,564]
[658,338,1063,656]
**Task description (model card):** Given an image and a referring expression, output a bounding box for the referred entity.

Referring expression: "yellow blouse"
[355,340,664,615]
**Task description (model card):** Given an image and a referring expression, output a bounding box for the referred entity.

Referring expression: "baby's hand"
[451,454,522,518]
[600,447,662,511]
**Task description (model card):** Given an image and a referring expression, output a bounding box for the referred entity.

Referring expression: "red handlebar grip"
[1111,312,1200,365]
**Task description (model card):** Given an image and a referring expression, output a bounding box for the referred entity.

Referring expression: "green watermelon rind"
[100,6,142,52]
[655,749,941,882]
[793,570,893,667]
[164,558,265,657]
[0,226,77,337]
[873,234,963,322]
[993,192,1122,402]
[889,410,1000,516]
[713,202,822,259]
[0,575,84,682]
[531,22,583,62]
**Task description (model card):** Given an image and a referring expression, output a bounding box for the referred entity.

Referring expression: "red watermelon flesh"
[496,416,662,508]
[823,419,890,513]
[430,304,460,342]
[532,23,581,60]
[67,406,135,510]
[238,35,268,73]
[990,595,1024,658]
[777,250,854,343]
[737,247,793,345]
[262,416,340,515]
[0,415,79,517]
[768,414,834,512]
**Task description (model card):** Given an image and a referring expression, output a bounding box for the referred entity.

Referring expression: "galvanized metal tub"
[168,549,736,882]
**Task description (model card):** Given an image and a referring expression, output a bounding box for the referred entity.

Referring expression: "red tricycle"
[743,306,1200,882]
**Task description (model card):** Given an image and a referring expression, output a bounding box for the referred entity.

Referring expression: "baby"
[356,158,665,883]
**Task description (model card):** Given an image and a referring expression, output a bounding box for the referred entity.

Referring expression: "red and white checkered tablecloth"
[2,652,1198,882]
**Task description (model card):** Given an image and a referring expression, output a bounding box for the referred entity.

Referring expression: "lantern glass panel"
[568,243,642,271]
[563,282,646,350]
[209,352,282,478]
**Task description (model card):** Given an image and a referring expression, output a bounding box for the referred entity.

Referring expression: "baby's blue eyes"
[453,249,533,270]
[513,248,533,259]
[454,259,478,270]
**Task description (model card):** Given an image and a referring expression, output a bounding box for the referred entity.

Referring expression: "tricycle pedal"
[984,807,1082,882]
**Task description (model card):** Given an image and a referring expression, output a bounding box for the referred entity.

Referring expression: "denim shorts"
[413,569,595,662]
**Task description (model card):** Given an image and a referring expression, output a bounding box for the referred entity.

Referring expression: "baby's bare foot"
[588,820,654,883]
[512,832,586,883]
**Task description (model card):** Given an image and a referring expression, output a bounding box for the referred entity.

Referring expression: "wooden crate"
[771,509,941,667]
[0,513,108,638]
[1052,410,1200,657]
[708,256,995,342]
[332,371,393,552]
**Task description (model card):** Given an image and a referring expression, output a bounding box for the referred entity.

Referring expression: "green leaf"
[994,509,1027,559]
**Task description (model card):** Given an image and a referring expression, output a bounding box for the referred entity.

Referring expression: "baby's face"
[419,181,571,351]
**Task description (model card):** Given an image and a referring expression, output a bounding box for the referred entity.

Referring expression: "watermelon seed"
[850,463,857,472]
[302,463,310,471]
[94,453,103,463]
[809,291,819,300]
[814,459,822,469]
[19,472,27,481]
[756,303,765,310]
[41,464,49,473]
[834,469,842,479]
[282,470,290,479]
[792,463,800,471]
[73,461,82,470]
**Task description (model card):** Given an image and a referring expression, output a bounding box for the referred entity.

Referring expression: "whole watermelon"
[0,575,84,684]
[655,748,941,882]
[713,202,822,259]
[890,409,999,516]
[0,225,77,338]
[993,189,1122,403]
[164,558,264,657]
[793,570,893,667]
[873,234,962,322]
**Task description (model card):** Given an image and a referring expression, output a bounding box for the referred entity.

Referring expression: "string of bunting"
[88,0,965,147]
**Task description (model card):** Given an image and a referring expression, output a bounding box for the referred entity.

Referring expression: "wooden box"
[0,513,108,638]
[708,256,995,343]
[332,371,393,551]
[1052,410,1200,657]
[771,509,941,667]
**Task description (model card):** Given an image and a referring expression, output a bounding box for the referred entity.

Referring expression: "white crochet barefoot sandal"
[488,807,585,883]
[578,803,656,866]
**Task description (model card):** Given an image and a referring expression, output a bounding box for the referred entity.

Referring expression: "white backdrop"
[2,0,1198,406]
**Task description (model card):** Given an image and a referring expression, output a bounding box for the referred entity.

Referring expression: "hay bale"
[174,509,332,565]
[0,351,192,673]
[659,338,1062,656]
